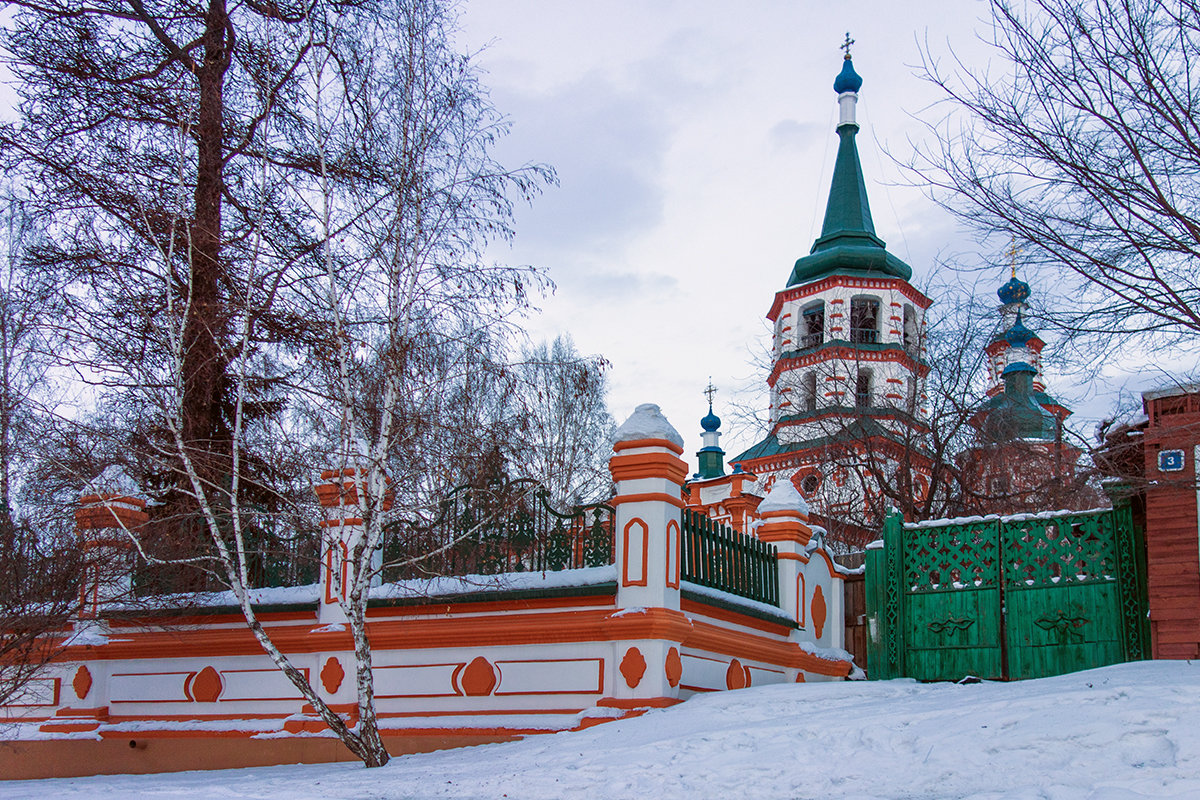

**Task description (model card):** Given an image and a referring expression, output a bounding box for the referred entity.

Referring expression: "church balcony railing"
[850,327,879,344]
[681,507,780,606]
[799,332,823,350]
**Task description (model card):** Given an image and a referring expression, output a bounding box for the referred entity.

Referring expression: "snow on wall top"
[89,465,144,498]
[613,403,684,447]
[757,478,809,515]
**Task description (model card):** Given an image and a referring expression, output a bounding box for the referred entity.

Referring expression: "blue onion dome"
[1004,311,1035,346]
[834,57,863,93]
[997,275,1031,305]
[701,409,721,432]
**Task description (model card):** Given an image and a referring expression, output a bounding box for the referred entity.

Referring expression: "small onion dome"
[1004,312,1036,347]
[834,57,863,94]
[701,409,721,432]
[997,275,1031,305]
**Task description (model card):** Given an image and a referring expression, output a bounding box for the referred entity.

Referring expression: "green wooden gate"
[866,502,1149,681]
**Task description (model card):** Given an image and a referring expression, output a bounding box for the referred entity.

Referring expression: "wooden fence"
[681,508,780,606]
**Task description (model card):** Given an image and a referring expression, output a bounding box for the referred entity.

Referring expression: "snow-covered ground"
[7,661,1199,799]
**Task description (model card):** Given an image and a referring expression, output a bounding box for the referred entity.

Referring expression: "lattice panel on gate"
[902,522,999,593]
[1001,511,1116,587]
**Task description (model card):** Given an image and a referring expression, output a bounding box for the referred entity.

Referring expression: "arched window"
[801,301,824,349]
[850,296,880,344]
[906,375,918,414]
[855,368,873,408]
[903,304,918,352]
[802,371,818,411]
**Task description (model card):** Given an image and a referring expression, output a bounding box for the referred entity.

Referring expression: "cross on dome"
[841,32,855,60]
[1005,237,1023,279]
[701,379,721,433]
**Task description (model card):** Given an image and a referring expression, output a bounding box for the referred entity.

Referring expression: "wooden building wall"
[1141,389,1200,659]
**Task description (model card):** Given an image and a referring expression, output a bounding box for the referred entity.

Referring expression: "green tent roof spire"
[785,48,914,287]
[818,123,876,241]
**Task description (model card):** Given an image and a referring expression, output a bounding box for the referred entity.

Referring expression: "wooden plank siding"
[842,572,867,672]
[1141,391,1200,660]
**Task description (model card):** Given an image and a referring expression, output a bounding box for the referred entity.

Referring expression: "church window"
[802,371,818,411]
[850,296,880,344]
[801,302,824,349]
[906,376,918,414]
[800,472,821,496]
[855,368,873,408]
[903,304,919,353]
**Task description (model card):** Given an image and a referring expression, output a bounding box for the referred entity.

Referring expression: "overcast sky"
[453,1,1017,460]
[1,1,1166,465]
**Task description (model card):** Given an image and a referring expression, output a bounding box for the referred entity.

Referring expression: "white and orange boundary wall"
[0,404,850,779]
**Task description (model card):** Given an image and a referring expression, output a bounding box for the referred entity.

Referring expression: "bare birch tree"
[511,335,614,507]
[131,0,551,766]
[4,0,552,768]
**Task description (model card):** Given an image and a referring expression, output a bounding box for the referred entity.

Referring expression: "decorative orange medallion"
[189,665,223,703]
[812,585,828,640]
[726,658,747,690]
[620,647,647,688]
[321,656,345,694]
[460,656,497,697]
[72,665,93,700]
[664,647,682,688]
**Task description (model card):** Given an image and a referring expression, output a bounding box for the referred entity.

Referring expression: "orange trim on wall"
[679,599,792,636]
[609,451,689,484]
[612,438,685,456]
[622,518,649,587]
[324,540,349,605]
[685,620,849,676]
[797,573,807,627]
[63,607,696,662]
[494,657,606,696]
[666,519,681,589]
[610,492,686,509]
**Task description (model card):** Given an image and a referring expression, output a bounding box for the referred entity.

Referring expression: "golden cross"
[1006,237,1022,278]
[704,378,717,409]
[841,32,855,59]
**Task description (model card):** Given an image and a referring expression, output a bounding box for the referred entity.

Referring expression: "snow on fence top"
[613,403,684,447]
[904,506,1112,530]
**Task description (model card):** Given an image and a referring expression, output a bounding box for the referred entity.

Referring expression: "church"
[684,43,1089,549]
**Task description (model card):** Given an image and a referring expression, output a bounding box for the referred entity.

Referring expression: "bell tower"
[731,40,932,543]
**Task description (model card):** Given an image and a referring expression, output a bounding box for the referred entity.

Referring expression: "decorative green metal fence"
[681,508,780,606]
[133,518,320,596]
[381,479,614,581]
[866,501,1149,681]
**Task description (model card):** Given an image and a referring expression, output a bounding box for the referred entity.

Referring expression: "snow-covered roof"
[89,465,144,498]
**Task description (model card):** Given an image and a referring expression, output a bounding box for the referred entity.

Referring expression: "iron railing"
[681,508,779,606]
[381,479,614,581]
[850,327,879,344]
